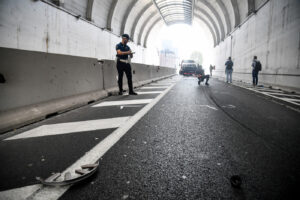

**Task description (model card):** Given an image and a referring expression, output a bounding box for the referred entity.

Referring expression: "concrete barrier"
[0,47,176,133]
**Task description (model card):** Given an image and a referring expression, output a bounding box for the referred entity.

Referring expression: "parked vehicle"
[179,60,197,76]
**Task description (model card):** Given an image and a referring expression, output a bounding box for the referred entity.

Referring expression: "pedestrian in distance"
[209,65,213,76]
[116,34,137,95]
[225,57,233,83]
[196,64,210,86]
[251,56,262,86]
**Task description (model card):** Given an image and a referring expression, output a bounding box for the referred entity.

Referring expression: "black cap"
[122,34,129,39]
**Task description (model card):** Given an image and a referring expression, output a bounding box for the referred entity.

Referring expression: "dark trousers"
[252,70,258,85]
[198,75,210,83]
[117,60,133,92]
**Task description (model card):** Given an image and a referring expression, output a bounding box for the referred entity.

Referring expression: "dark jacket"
[116,42,131,60]
[225,60,233,70]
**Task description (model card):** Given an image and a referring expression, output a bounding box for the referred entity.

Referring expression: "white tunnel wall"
[212,0,300,89]
[0,0,174,133]
[0,0,159,65]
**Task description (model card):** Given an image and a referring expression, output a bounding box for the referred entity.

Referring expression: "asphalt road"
[0,76,299,200]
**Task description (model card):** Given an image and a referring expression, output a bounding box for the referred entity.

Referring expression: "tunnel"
[0,0,300,199]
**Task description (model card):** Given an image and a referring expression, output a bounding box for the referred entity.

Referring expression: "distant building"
[159,49,179,68]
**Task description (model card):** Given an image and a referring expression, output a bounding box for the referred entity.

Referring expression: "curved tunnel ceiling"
[152,0,194,25]
[46,0,266,47]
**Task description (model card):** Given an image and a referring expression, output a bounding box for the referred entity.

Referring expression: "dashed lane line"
[5,117,130,140]
[198,105,218,110]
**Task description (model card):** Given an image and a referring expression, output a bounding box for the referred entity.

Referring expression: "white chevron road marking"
[26,80,177,200]
[5,117,130,140]
[92,99,153,107]
[137,91,163,94]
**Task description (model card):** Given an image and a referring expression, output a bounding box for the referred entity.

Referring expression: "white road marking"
[120,105,143,109]
[140,86,169,89]
[158,81,177,83]
[0,184,41,200]
[25,80,177,200]
[149,83,171,86]
[262,92,300,98]
[92,99,153,107]
[261,92,300,106]
[222,105,236,109]
[233,84,300,106]
[281,98,300,103]
[256,89,284,93]
[199,105,218,110]
[137,91,163,94]
[5,117,130,140]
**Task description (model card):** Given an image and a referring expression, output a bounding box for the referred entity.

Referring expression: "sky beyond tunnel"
[151,23,214,70]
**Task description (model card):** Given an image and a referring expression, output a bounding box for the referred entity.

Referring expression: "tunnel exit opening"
[147,23,214,73]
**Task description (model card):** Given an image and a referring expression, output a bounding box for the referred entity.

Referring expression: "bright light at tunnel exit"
[153,23,214,72]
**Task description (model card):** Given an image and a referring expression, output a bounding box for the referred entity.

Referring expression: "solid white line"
[92,99,153,107]
[26,80,177,200]
[5,117,130,140]
[137,91,163,94]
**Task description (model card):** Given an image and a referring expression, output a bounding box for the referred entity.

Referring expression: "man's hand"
[116,50,132,55]
[129,51,135,58]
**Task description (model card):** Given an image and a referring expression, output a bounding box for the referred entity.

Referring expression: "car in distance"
[179,60,197,76]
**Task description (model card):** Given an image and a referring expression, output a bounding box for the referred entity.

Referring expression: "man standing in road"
[116,34,137,95]
[225,57,233,83]
[252,56,262,86]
